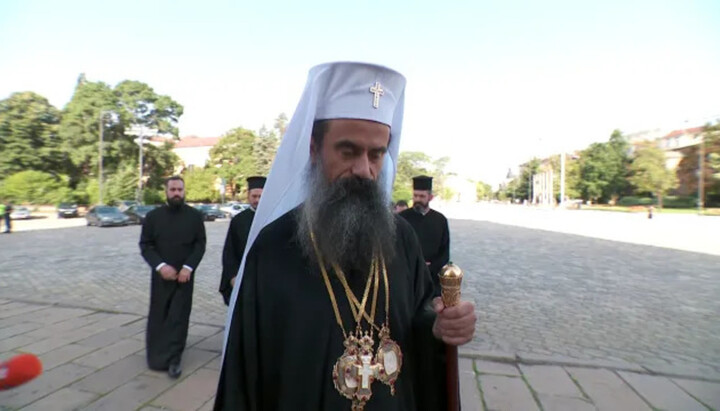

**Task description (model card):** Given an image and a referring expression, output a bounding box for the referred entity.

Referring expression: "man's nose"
[350,156,372,179]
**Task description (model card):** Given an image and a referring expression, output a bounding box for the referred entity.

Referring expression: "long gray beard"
[297,163,396,274]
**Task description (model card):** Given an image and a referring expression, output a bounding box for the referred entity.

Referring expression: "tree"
[392,151,432,203]
[58,80,122,184]
[516,158,541,202]
[476,181,492,201]
[606,129,631,200]
[184,167,219,203]
[577,130,630,203]
[209,128,258,199]
[115,80,184,137]
[0,92,63,176]
[254,125,280,176]
[0,170,65,204]
[274,112,288,139]
[629,143,678,208]
[106,163,139,204]
[143,142,181,189]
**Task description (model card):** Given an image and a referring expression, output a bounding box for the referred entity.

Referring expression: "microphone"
[0,353,43,391]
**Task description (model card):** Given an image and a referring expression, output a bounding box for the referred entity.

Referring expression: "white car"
[10,206,31,220]
[220,203,249,218]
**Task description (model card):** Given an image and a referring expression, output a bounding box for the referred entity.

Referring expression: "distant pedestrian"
[394,199,409,213]
[0,202,6,233]
[3,202,12,233]
[648,205,654,219]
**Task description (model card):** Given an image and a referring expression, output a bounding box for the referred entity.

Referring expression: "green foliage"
[115,80,184,137]
[183,167,220,203]
[704,122,720,180]
[58,80,122,181]
[629,143,678,208]
[392,151,432,203]
[0,171,65,204]
[517,158,540,201]
[84,179,109,205]
[274,112,288,139]
[577,130,630,203]
[107,163,139,203]
[476,181,492,201]
[142,188,165,205]
[0,92,63,177]
[143,142,180,189]
[253,132,280,177]
[617,196,696,208]
[209,127,258,199]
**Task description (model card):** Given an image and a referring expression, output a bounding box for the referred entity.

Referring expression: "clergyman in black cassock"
[399,175,450,297]
[140,176,206,375]
[214,62,476,411]
[219,176,266,305]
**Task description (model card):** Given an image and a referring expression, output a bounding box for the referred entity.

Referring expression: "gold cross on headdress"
[369,82,384,109]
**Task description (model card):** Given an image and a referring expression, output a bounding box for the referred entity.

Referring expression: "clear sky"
[1,0,719,185]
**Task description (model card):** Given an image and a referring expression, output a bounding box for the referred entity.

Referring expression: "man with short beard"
[399,175,450,297]
[219,176,266,305]
[140,176,206,378]
[215,63,476,410]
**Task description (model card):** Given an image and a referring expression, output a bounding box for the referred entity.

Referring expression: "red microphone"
[0,353,43,391]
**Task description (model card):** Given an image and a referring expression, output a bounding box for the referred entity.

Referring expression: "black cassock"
[214,208,446,411]
[139,204,206,370]
[219,208,255,305]
[398,208,450,297]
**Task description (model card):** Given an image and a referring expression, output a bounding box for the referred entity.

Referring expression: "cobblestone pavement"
[1,301,718,410]
[1,213,719,381]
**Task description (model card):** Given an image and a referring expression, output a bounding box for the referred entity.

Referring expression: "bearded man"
[215,62,476,410]
[140,176,206,378]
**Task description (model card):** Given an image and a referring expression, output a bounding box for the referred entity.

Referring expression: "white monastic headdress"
[223,62,407,355]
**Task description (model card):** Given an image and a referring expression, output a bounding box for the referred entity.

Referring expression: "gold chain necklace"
[310,233,403,410]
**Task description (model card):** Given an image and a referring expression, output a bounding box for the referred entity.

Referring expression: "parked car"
[194,204,225,221]
[10,206,31,220]
[124,205,157,225]
[219,203,249,218]
[86,206,131,227]
[117,200,139,212]
[57,203,79,218]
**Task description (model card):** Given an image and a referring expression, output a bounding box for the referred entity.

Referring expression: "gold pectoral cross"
[351,354,384,410]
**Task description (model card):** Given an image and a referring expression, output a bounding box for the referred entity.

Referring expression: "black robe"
[398,208,450,296]
[139,204,206,370]
[214,208,446,410]
[220,208,255,305]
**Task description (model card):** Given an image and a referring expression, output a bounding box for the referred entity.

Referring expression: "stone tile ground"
[1,208,719,409]
[2,302,717,410]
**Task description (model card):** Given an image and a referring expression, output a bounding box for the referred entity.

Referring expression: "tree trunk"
[657,191,664,209]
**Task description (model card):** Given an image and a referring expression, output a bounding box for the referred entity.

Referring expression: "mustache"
[298,164,396,273]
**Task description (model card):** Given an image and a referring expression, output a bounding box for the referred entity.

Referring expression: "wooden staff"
[439,263,463,411]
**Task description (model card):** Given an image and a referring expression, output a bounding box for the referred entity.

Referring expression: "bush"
[617,196,654,206]
[618,195,696,208]
[0,170,67,204]
[143,189,165,205]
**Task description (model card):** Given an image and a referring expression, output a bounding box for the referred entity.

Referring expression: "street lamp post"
[98,111,112,205]
[128,125,156,203]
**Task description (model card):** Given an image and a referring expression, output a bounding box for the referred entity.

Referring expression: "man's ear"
[429,193,434,202]
[309,139,318,163]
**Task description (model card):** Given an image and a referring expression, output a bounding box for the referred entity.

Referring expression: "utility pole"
[98,113,105,205]
[137,130,145,203]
